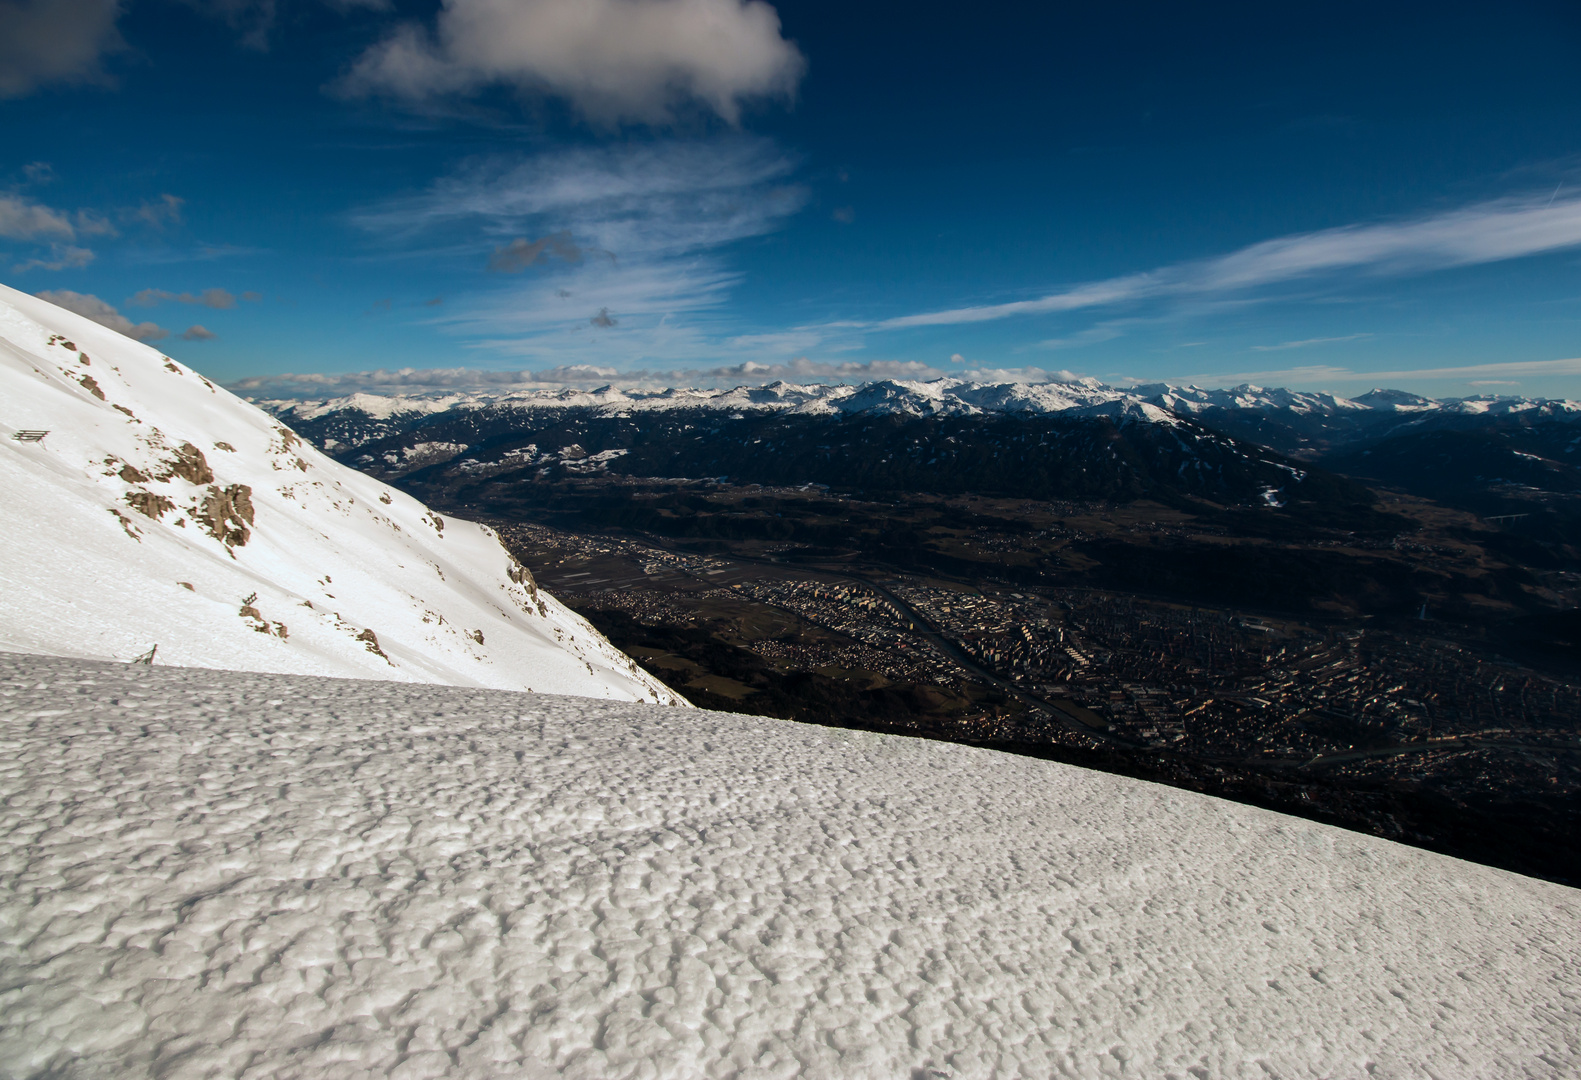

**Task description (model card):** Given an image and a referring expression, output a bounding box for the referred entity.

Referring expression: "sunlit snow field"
[1,654,1576,1079]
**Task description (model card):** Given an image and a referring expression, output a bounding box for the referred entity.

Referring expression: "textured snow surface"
[3,655,1577,1080]
[0,284,679,705]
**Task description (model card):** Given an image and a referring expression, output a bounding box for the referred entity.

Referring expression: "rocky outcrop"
[125,490,175,520]
[196,483,254,549]
[156,442,214,486]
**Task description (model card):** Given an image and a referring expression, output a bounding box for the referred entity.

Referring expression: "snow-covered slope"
[0,285,681,704]
[3,654,1576,1079]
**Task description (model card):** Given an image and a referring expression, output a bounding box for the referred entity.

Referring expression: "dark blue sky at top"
[4,0,1581,397]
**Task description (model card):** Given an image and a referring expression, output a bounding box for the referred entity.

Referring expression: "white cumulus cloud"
[0,0,124,99]
[33,290,168,341]
[0,195,78,242]
[339,0,805,125]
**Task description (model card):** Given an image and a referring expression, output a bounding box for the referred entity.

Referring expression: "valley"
[271,384,1581,884]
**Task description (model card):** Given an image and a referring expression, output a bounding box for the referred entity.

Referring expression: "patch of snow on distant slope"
[271,392,473,422]
[0,655,1576,1080]
[0,283,681,704]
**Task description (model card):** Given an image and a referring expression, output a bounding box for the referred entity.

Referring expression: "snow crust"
[0,284,679,704]
[3,653,1576,1080]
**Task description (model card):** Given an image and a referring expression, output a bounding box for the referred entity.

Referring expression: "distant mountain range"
[262,377,1581,445]
[259,378,1580,526]
[0,285,682,703]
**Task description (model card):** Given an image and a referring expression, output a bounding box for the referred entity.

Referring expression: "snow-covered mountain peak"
[1351,387,1440,412]
[283,391,473,422]
[0,284,682,704]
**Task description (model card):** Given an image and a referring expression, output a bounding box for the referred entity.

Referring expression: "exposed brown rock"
[155,443,214,485]
[506,555,539,597]
[196,483,254,548]
[118,464,148,484]
[238,597,288,638]
[125,490,175,520]
[214,441,235,452]
[78,374,104,400]
[356,628,389,661]
[107,509,140,540]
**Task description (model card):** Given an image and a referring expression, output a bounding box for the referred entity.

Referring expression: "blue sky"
[4,0,1581,398]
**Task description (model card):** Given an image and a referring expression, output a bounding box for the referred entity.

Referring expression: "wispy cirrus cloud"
[865,190,1581,332]
[124,193,185,229]
[12,245,96,273]
[1033,322,1132,351]
[356,138,807,366]
[1250,332,1372,352]
[128,287,259,309]
[359,138,801,254]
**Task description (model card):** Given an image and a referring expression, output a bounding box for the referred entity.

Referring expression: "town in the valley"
[488,514,1580,882]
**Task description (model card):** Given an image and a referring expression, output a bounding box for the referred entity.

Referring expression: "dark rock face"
[198,483,254,549]
[156,442,215,486]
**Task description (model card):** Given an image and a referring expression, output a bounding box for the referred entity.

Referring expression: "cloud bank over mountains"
[231,357,963,397]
